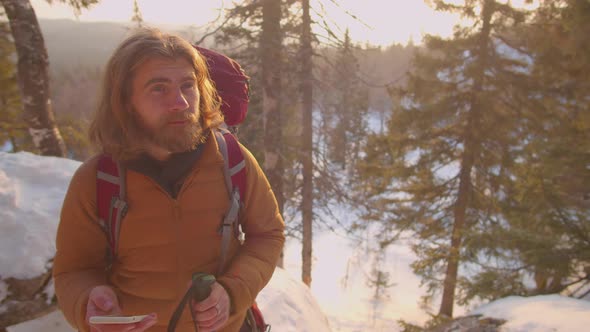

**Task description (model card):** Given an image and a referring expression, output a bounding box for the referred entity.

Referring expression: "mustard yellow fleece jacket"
[53,136,285,332]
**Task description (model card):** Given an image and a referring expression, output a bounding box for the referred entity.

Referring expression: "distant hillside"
[39,19,130,70]
[40,19,213,71]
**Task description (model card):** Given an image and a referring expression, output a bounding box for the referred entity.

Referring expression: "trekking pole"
[168,273,216,332]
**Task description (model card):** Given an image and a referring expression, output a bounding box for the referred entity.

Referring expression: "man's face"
[130,56,203,153]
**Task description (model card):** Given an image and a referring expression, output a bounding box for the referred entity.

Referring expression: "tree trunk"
[439,142,474,317]
[300,0,313,287]
[438,0,494,318]
[261,0,285,267]
[1,0,66,157]
[10,135,18,152]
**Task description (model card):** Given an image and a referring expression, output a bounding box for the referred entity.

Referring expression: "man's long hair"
[89,28,223,160]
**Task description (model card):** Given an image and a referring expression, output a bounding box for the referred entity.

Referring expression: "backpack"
[95,46,270,332]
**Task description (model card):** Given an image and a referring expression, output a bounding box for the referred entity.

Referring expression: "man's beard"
[135,111,206,153]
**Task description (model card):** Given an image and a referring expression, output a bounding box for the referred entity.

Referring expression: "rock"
[0,269,56,329]
[428,314,506,332]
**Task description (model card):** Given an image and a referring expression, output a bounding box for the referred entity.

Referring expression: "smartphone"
[89,315,149,324]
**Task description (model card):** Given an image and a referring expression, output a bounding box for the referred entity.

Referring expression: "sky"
[2,151,590,331]
[31,0,463,46]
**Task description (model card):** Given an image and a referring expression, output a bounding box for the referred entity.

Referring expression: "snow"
[257,268,332,332]
[0,151,331,332]
[0,152,79,280]
[283,232,432,331]
[471,295,590,332]
[1,151,590,331]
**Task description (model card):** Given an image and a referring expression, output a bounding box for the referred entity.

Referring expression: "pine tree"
[131,0,143,28]
[214,0,292,201]
[260,0,285,266]
[313,29,374,244]
[321,29,369,171]
[359,0,532,317]
[300,0,313,287]
[216,0,374,286]
[213,0,302,267]
[524,0,590,209]
[366,250,395,327]
[473,0,590,299]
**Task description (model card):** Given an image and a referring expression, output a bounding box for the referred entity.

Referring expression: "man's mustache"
[166,112,198,123]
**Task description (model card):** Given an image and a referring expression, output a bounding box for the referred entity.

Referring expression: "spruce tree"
[300,0,313,287]
[131,0,143,28]
[216,0,373,285]
[321,29,369,172]
[359,0,531,317]
[475,0,590,299]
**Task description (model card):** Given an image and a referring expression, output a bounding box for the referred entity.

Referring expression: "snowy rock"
[470,295,590,332]
[257,268,332,332]
[428,315,505,332]
[0,152,80,328]
[0,152,79,280]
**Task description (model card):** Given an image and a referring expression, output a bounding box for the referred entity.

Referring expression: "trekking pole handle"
[191,273,216,302]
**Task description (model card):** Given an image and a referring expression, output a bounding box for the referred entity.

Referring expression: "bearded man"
[53,28,285,332]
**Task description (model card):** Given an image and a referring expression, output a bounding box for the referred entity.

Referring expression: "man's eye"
[181,82,196,90]
[151,85,166,93]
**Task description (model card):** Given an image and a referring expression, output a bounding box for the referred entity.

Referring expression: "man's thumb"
[93,291,115,312]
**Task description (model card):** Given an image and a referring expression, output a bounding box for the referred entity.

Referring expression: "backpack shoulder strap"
[213,127,246,201]
[212,129,269,332]
[213,128,247,275]
[96,154,128,266]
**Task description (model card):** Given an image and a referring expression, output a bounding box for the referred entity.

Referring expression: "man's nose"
[169,89,189,111]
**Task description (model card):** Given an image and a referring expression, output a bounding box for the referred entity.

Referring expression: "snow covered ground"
[2,151,590,331]
[471,295,590,332]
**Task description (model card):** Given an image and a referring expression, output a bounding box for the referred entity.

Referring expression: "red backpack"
[95,47,269,332]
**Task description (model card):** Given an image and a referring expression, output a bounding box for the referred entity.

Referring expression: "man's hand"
[192,282,231,332]
[86,285,157,332]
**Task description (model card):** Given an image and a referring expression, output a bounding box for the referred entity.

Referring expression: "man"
[53,28,285,332]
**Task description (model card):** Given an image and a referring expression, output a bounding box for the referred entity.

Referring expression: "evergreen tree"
[131,0,143,28]
[366,249,395,328]
[260,0,285,266]
[217,0,375,286]
[213,0,303,267]
[313,29,375,245]
[300,0,313,287]
[260,0,284,225]
[524,0,590,210]
[214,0,296,188]
[321,29,369,171]
[467,0,590,300]
[359,0,531,317]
